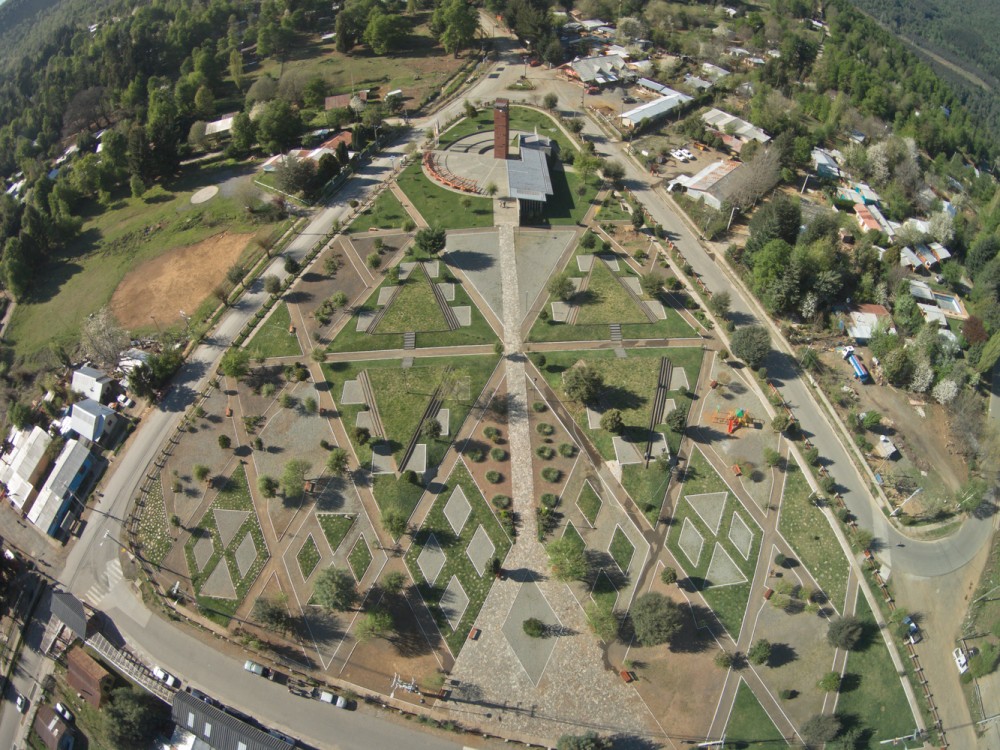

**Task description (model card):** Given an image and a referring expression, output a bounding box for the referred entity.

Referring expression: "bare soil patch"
[110,231,253,329]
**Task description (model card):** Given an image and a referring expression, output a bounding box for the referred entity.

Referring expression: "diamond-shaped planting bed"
[686,492,728,535]
[443,485,472,535]
[201,560,237,600]
[348,535,373,581]
[728,513,754,560]
[465,524,495,577]
[678,517,705,568]
[608,526,636,573]
[439,575,470,630]
[192,536,215,573]
[705,543,748,587]
[416,533,447,585]
[502,582,560,686]
[234,534,259,579]
[214,509,250,548]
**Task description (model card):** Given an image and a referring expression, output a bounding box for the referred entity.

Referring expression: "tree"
[630,593,683,646]
[798,347,820,372]
[727,145,782,210]
[817,671,841,692]
[631,209,645,232]
[383,510,408,538]
[665,407,687,432]
[364,11,407,55]
[543,92,558,110]
[600,409,624,434]
[356,608,394,641]
[547,272,575,302]
[601,160,626,187]
[313,568,358,610]
[640,273,663,297]
[436,0,480,56]
[228,112,256,158]
[105,687,171,749]
[523,617,546,637]
[420,418,442,441]
[194,464,211,482]
[257,475,278,498]
[220,348,251,380]
[745,195,801,255]
[563,363,603,405]
[801,714,841,747]
[556,732,612,750]
[326,448,349,476]
[81,308,129,372]
[415,226,447,255]
[256,99,303,154]
[827,616,864,650]
[264,275,281,295]
[546,536,587,581]
[253,595,293,633]
[881,347,913,387]
[382,570,407,595]
[861,411,882,430]
[709,291,731,319]
[660,566,678,585]
[731,325,771,369]
[763,447,781,466]
[747,638,772,665]
[274,153,317,195]
[281,459,312,500]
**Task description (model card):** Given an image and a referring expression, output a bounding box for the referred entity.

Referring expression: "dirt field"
[110,232,253,330]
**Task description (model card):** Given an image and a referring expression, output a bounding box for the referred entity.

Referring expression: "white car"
[54,702,74,723]
[318,690,347,708]
[152,666,178,687]
[954,647,969,674]
[15,694,27,713]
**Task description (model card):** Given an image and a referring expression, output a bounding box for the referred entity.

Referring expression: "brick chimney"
[494,99,509,159]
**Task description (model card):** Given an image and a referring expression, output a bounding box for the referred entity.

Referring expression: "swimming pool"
[933,292,962,314]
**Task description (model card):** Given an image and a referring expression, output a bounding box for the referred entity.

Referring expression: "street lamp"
[889,487,923,517]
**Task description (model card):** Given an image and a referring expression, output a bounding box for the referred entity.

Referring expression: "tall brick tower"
[494,98,510,159]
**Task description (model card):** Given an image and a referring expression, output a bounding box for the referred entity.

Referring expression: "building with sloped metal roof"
[172,691,295,750]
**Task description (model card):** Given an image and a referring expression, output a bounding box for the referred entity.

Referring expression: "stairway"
[403,332,416,350]
[609,324,622,343]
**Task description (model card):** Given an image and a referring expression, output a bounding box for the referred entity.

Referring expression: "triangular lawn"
[375,269,449,334]
[575,257,648,325]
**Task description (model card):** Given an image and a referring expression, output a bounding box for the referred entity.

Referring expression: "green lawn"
[592,568,618,610]
[404,463,512,654]
[376,272,448,333]
[349,190,411,233]
[7,162,276,359]
[183,466,269,625]
[778,460,850,612]
[609,526,636,572]
[245,303,303,359]
[576,481,603,525]
[439,105,576,154]
[537,347,703,462]
[594,197,634,222]
[136,474,173,567]
[725,681,789,748]
[576,258,649,326]
[367,364,447,459]
[665,448,760,637]
[397,161,493,230]
[534,164,602,226]
[297,534,321,579]
[621,461,672,524]
[564,521,585,550]
[328,271,497,352]
[836,595,923,748]
[317,513,355,554]
[371,474,425,533]
[348,535,373,580]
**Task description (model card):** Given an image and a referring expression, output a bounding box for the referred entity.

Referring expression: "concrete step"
[403,332,416,350]
[609,324,622,342]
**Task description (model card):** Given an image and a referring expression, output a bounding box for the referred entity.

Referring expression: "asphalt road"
[11,23,991,749]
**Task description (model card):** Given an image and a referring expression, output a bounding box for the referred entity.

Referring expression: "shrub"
[490,447,507,461]
[542,467,562,483]
[660,567,677,585]
[747,639,772,665]
[817,672,841,692]
[492,495,511,510]
[536,445,555,460]
[819,474,836,494]
[805,446,820,465]
[484,426,501,441]
[466,448,485,462]
[540,493,559,509]
[970,642,1000,678]
[778,689,796,701]
[536,422,555,436]
[600,408,624,434]
[218,435,231,449]
[532,401,547,412]
[523,618,546,638]
[558,443,577,458]
[801,714,841,746]
[827,616,864,650]
[486,470,503,484]
[763,447,781,467]
[713,651,734,669]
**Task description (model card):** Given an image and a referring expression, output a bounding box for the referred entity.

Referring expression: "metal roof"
[621,90,692,126]
[51,590,89,639]
[172,692,295,750]
[506,136,554,202]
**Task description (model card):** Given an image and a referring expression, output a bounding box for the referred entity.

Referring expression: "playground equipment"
[712,408,755,434]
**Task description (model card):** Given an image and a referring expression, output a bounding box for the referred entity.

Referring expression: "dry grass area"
[110,231,253,329]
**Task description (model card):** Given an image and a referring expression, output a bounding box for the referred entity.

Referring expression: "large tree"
[364,11,407,55]
[313,567,358,610]
[435,0,480,56]
[730,325,772,369]
[630,592,683,646]
[105,687,171,749]
[81,308,129,372]
[256,99,303,154]
[563,363,603,405]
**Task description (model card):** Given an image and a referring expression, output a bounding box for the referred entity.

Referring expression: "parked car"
[586,86,600,95]
[152,666,178,687]
[15,693,27,713]
[954,647,969,674]
[244,660,274,679]
[318,690,348,708]
[187,687,217,706]
[902,616,921,644]
[622,95,636,103]
[54,702,74,723]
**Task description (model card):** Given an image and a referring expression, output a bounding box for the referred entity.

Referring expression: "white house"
[669,160,744,210]
[0,426,53,512]
[620,89,693,129]
[71,366,111,402]
[64,399,117,444]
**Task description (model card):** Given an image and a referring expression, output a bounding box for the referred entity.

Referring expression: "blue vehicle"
[847,354,870,383]
[902,616,921,644]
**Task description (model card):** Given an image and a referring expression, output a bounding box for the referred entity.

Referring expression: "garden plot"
[666,449,761,638]
[328,254,496,353]
[183,466,269,625]
[404,463,512,654]
[245,303,303,359]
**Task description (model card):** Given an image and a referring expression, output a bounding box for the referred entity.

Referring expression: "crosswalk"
[82,558,124,607]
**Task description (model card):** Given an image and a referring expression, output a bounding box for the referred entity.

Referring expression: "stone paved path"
[441,204,657,743]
